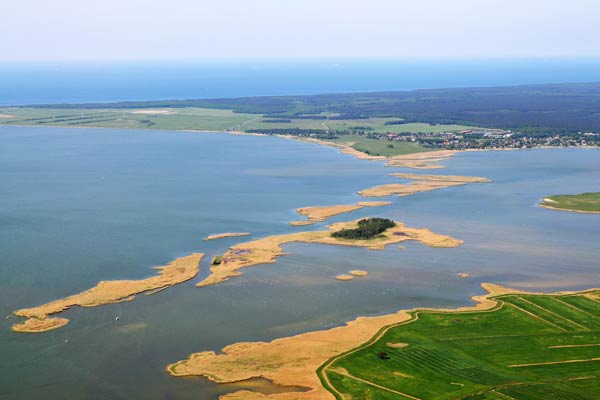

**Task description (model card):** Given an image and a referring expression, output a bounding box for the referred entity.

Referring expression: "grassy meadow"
[541,193,600,213]
[321,291,600,400]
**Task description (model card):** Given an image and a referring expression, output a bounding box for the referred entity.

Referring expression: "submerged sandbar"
[12,253,204,333]
[197,219,461,288]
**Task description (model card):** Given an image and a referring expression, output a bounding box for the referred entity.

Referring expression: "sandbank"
[349,270,368,277]
[359,174,490,197]
[205,232,251,241]
[293,201,391,225]
[0,114,16,118]
[12,253,204,333]
[197,219,461,288]
[457,273,471,278]
[294,137,455,169]
[165,283,538,400]
[335,275,354,281]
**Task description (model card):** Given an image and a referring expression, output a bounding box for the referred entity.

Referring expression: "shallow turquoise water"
[0,126,599,399]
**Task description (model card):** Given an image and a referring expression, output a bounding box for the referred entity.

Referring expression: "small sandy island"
[291,201,391,226]
[336,270,368,281]
[359,173,490,197]
[197,219,461,288]
[130,109,176,115]
[204,232,251,241]
[165,283,545,400]
[12,253,204,333]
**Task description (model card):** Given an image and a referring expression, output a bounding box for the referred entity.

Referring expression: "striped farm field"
[320,290,600,400]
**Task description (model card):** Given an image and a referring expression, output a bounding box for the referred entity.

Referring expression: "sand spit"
[292,201,391,225]
[130,109,175,115]
[290,220,317,226]
[165,283,535,400]
[294,137,455,169]
[359,174,490,198]
[12,253,204,333]
[539,203,600,214]
[197,219,461,288]
[205,232,251,241]
[385,150,456,169]
[390,173,490,184]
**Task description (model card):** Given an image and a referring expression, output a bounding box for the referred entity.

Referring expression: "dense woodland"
[31,82,600,134]
[331,218,396,240]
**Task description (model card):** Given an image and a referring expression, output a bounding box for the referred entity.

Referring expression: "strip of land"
[12,253,204,333]
[291,201,391,226]
[358,173,490,197]
[197,219,461,288]
[204,232,251,241]
[540,192,600,214]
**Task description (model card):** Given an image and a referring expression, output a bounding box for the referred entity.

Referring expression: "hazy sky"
[2,0,598,61]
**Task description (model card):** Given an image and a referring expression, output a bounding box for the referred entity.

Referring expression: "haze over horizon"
[2,0,599,62]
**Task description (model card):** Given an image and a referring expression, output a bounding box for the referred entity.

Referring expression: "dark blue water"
[2,58,600,106]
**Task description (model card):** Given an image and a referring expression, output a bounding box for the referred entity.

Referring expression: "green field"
[319,290,600,399]
[541,193,600,213]
[328,135,433,156]
[0,107,259,131]
[0,107,477,157]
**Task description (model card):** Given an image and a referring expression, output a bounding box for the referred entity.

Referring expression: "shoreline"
[539,203,600,214]
[166,283,598,400]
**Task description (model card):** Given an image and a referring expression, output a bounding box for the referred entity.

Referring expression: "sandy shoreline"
[292,201,391,225]
[197,219,461,288]
[167,283,591,400]
[539,203,600,214]
[359,173,490,197]
[205,232,251,241]
[12,253,204,333]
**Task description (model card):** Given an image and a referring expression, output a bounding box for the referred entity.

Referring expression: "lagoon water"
[1,126,599,399]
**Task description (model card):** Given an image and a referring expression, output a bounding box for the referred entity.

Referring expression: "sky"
[1,0,599,62]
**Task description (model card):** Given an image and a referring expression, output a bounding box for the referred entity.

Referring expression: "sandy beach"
[204,232,251,241]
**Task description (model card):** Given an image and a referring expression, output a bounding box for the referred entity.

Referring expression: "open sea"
[0,125,599,399]
[1,58,600,106]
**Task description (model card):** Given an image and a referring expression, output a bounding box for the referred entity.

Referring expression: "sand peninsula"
[197,219,461,288]
[12,253,204,333]
[166,283,549,400]
[358,173,490,197]
[539,192,600,214]
[204,232,251,241]
[295,137,456,169]
[290,201,391,226]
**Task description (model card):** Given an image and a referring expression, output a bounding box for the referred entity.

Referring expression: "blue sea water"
[1,58,600,105]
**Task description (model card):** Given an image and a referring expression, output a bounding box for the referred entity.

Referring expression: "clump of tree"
[331,218,395,240]
[211,256,223,265]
